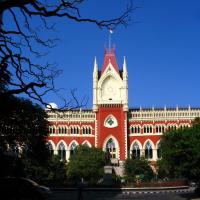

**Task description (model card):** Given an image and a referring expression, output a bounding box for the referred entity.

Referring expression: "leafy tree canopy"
[21,155,67,185]
[158,118,200,182]
[67,145,106,184]
[0,94,49,162]
[124,158,154,182]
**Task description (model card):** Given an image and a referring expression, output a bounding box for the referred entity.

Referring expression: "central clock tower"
[93,48,128,162]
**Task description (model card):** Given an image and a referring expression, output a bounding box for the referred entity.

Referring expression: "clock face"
[101,76,120,101]
[107,86,114,94]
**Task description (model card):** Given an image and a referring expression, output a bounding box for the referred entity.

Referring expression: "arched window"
[76,127,79,134]
[47,142,54,156]
[64,126,68,134]
[144,126,147,133]
[156,125,165,133]
[161,126,165,133]
[58,142,66,161]
[82,126,92,134]
[70,126,80,134]
[156,126,159,133]
[49,126,56,134]
[130,126,140,134]
[131,142,140,159]
[82,127,85,134]
[70,126,73,134]
[106,138,116,159]
[131,126,134,133]
[145,141,153,159]
[157,143,162,159]
[144,125,153,133]
[88,127,92,134]
[70,142,77,156]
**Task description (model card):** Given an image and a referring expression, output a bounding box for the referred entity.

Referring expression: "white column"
[153,148,157,161]
[66,150,70,161]
[54,150,58,155]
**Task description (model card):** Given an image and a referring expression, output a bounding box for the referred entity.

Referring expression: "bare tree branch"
[0,0,136,109]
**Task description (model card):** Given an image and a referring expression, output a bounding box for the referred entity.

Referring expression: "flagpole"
[108,29,113,51]
[109,31,111,51]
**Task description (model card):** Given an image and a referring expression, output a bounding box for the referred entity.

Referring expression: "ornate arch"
[130,139,142,150]
[155,139,161,149]
[47,140,56,150]
[104,114,118,128]
[143,139,154,159]
[143,139,155,149]
[68,140,79,150]
[103,135,119,159]
[98,66,122,88]
[82,140,92,147]
[130,140,142,159]
[56,140,68,151]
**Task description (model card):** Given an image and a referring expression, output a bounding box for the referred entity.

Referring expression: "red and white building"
[47,48,200,165]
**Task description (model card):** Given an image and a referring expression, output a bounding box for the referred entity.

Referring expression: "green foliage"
[21,155,67,185]
[21,155,48,182]
[124,158,154,183]
[45,155,67,185]
[158,119,200,182]
[67,145,105,184]
[0,95,51,182]
[0,95,49,162]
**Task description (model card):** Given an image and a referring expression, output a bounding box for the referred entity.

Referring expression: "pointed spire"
[123,56,127,78]
[123,56,127,72]
[101,49,119,75]
[93,56,98,77]
[94,56,98,68]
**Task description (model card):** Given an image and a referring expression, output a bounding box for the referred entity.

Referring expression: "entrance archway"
[106,138,117,159]
[103,136,119,162]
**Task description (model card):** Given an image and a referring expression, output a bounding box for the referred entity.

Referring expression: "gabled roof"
[101,48,119,75]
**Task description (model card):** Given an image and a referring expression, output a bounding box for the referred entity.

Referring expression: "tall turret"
[122,56,128,111]
[93,57,98,111]
[92,48,128,110]
[94,48,129,161]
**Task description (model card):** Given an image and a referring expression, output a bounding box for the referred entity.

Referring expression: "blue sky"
[17,0,200,108]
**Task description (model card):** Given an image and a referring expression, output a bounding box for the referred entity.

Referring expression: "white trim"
[49,134,94,137]
[129,133,162,136]
[56,140,68,151]
[102,135,120,159]
[47,140,56,150]
[130,139,142,150]
[155,139,161,149]
[68,140,79,150]
[82,140,92,147]
[104,114,118,128]
[95,119,98,147]
[143,139,155,149]
[124,114,128,159]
